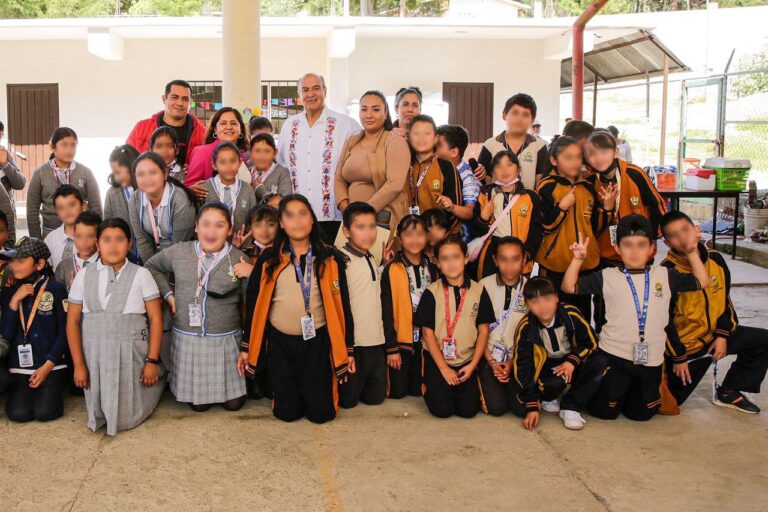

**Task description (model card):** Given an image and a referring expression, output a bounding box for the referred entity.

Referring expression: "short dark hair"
[0,209,8,228]
[491,149,520,171]
[523,276,557,300]
[410,114,436,132]
[74,210,101,231]
[395,86,422,108]
[196,201,233,228]
[249,132,277,152]
[342,201,376,229]
[503,93,537,119]
[98,217,131,241]
[150,126,179,150]
[436,124,469,160]
[248,204,278,226]
[396,214,427,235]
[607,125,619,138]
[164,80,192,96]
[660,210,695,237]
[587,130,617,151]
[435,233,467,257]
[494,236,525,257]
[562,120,594,141]
[52,184,84,206]
[248,116,273,134]
[549,136,579,160]
[422,208,451,231]
[212,141,240,163]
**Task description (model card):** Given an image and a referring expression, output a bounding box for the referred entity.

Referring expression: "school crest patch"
[519,204,529,217]
[471,303,479,318]
[710,274,721,292]
[630,196,639,206]
[332,279,340,294]
[78,178,85,188]
[241,200,248,209]
[38,291,54,312]
[432,179,440,191]
[521,151,534,163]
[654,282,663,298]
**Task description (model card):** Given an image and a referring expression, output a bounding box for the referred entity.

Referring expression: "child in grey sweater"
[248,133,292,201]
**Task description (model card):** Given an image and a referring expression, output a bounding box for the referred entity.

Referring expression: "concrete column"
[222,0,261,111]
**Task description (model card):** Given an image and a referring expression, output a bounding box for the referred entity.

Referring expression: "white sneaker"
[560,410,587,430]
[541,399,560,413]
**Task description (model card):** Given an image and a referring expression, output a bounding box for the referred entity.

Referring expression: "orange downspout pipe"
[572,0,609,120]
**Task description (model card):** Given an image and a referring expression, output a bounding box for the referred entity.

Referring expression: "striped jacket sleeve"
[511,317,540,413]
[564,305,598,366]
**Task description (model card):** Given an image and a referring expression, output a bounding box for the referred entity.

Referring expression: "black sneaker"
[714,389,761,414]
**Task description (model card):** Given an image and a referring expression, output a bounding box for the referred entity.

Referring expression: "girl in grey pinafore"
[80,262,166,435]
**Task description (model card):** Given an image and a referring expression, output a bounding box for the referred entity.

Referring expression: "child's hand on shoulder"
[523,411,539,431]
[233,257,254,279]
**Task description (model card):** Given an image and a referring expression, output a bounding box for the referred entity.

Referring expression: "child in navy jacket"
[0,237,68,422]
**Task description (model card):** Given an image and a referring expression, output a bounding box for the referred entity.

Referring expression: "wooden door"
[442,82,494,143]
[6,84,60,202]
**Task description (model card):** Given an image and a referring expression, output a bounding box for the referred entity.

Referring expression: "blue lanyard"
[622,267,650,343]
[289,245,313,315]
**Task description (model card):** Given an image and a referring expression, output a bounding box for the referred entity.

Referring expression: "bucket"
[744,208,768,234]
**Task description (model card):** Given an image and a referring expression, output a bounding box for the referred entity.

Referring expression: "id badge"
[442,338,457,361]
[491,342,508,363]
[409,206,420,216]
[609,225,618,246]
[633,342,649,365]
[301,314,316,341]
[18,344,33,368]
[412,328,420,344]
[188,303,202,327]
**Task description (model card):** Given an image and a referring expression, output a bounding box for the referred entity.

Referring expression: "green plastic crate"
[703,158,752,191]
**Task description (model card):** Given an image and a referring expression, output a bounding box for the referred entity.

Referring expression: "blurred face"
[426,225,448,247]
[436,243,467,280]
[11,257,45,280]
[531,124,541,135]
[212,148,241,183]
[493,155,519,183]
[249,140,277,171]
[110,162,133,189]
[396,92,421,128]
[54,194,85,226]
[195,208,232,251]
[551,144,582,180]
[503,104,533,136]
[151,134,178,165]
[52,136,77,164]
[663,218,701,255]
[163,85,192,122]
[250,125,272,136]
[585,143,619,173]
[280,199,314,241]
[359,95,387,132]
[343,213,377,252]
[493,243,524,282]
[97,227,130,265]
[135,159,167,196]
[615,236,655,269]
[399,224,428,257]
[251,218,277,247]
[408,121,436,155]
[435,135,459,163]
[215,112,241,143]
[73,223,97,256]
[300,75,326,114]
[526,293,559,323]
[0,222,8,247]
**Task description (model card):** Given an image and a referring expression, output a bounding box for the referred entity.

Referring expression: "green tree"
[732,41,768,98]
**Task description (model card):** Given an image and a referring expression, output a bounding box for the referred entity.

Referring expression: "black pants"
[0,359,11,394]
[246,370,272,400]
[666,325,768,405]
[539,268,593,321]
[477,363,526,417]
[319,221,341,246]
[388,343,423,399]
[6,369,66,423]
[339,345,387,408]
[422,351,480,418]
[266,324,337,424]
[588,350,662,421]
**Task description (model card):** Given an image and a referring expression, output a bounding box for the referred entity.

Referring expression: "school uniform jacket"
[535,171,613,273]
[104,186,139,257]
[512,304,598,413]
[252,163,293,201]
[199,178,258,232]
[380,255,438,354]
[472,181,542,274]
[480,274,528,353]
[662,244,737,362]
[242,246,354,380]
[587,159,666,264]
[409,155,462,233]
[477,132,548,189]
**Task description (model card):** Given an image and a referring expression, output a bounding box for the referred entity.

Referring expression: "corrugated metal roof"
[561,29,688,89]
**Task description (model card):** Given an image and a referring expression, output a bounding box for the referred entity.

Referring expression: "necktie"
[222,186,233,209]
[82,260,90,268]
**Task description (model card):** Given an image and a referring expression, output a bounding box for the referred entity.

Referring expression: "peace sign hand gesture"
[598,182,618,211]
[569,232,590,261]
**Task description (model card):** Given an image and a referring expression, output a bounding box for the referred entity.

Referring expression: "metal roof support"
[572,0,609,120]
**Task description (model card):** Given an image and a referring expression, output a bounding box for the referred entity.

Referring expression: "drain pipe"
[572,0,609,120]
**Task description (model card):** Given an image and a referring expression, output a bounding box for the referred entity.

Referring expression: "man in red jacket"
[126,79,206,166]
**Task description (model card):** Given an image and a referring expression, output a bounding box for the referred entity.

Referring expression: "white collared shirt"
[68,261,160,314]
[276,106,361,221]
[44,224,73,270]
[72,251,100,275]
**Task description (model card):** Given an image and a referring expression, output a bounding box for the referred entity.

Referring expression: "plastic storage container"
[703,157,752,191]
[684,168,716,191]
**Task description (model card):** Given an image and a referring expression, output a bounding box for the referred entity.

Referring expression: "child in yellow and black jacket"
[660,211,767,415]
[473,150,542,281]
[536,137,616,318]
[512,278,605,430]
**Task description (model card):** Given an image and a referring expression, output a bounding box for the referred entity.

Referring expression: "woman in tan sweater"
[335,90,411,235]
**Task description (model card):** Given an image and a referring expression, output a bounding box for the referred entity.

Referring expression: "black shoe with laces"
[714,389,761,414]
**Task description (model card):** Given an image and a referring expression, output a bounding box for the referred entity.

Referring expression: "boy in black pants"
[338,202,388,408]
[562,214,709,421]
[513,277,606,430]
[661,210,768,414]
